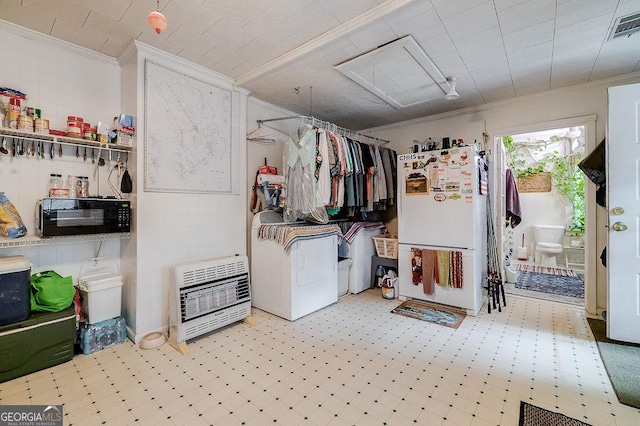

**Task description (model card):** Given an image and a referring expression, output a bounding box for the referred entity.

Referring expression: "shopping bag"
[30,270,75,312]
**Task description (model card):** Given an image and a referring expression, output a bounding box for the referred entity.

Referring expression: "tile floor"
[1,290,639,425]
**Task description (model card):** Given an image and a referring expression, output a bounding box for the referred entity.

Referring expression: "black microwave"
[36,198,131,237]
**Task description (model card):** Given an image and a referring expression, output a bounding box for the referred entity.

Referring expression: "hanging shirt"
[317,129,331,206]
[284,125,328,223]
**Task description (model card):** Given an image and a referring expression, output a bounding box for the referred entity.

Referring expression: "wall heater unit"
[169,255,251,353]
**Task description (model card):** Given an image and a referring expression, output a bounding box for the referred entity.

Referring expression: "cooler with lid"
[0,256,31,326]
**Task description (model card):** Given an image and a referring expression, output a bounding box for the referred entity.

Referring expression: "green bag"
[30,271,75,312]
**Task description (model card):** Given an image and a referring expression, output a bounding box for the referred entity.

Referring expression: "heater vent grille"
[170,256,251,343]
[609,12,640,40]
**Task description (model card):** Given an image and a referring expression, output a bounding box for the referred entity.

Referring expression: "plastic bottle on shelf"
[66,175,77,199]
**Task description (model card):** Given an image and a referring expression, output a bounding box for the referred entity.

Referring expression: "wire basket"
[372,237,398,259]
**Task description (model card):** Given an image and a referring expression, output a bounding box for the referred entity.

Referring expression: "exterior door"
[607,82,640,344]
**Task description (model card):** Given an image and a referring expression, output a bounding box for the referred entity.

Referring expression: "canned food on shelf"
[17,115,33,131]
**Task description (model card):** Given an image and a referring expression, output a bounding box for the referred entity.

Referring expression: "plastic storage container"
[78,316,126,355]
[77,272,123,324]
[0,256,31,326]
[337,257,351,297]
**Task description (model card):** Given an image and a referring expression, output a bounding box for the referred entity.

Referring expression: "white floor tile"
[1,290,640,425]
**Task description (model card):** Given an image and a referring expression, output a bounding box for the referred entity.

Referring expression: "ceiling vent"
[609,12,640,40]
[335,35,451,109]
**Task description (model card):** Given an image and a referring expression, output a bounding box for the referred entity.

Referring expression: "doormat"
[516,271,584,298]
[519,401,591,426]
[391,300,465,329]
[516,264,578,277]
[587,318,640,409]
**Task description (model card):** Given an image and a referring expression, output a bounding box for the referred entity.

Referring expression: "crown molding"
[133,40,235,87]
[0,18,118,67]
[235,0,416,85]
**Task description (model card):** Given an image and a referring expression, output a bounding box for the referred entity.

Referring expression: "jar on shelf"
[66,175,77,199]
[76,176,89,198]
[67,116,84,138]
[48,174,65,198]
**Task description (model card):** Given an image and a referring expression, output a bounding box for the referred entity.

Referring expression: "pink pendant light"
[148,0,167,34]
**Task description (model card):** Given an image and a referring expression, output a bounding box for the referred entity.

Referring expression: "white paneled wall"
[119,42,248,342]
[0,21,122,280]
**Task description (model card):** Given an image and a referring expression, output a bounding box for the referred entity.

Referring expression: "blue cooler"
[0,256,31,326]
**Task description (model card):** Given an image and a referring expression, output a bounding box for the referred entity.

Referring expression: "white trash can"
[338,258,352,297]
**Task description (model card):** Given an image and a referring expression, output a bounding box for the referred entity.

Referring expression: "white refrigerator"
[397,147,486,315]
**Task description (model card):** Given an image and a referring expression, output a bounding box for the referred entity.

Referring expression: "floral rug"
[516,270,584,298]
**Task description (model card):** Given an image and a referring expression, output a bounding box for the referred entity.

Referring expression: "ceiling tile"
[554,13,612,48]
[590,36,640,79]
[454,26,503,57]
[0,2,55,35]
[507,41,553,67]
[284,2,341,35]
[161,1,223,35]
[556,0,618,28]
[431,0,490,20]
[22,0,91,24]
[166,25,216,57]
[85,9,141,41]
[77,0,133,21]
[462,46,507,71]
[385,7,444,41]
[413,33,458,61]
[512,70,551,88]
[494,0,528,12]
[510,58,552,79]
[470,62,511,84]
[255,0,315,22]
[201,0,266,27]
[479,84,516,103]
[50,16,109,52]
[203,18,257,52]
[442,2,499,41]
[328,0,381,24]
[347,20,398,52]
[515,82,552,96]
[503,20,554,52]
[550,68,591,88]
[428,52,468,78]
[498,0,556,34]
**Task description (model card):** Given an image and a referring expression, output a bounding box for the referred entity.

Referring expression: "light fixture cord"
[157,0,160,11]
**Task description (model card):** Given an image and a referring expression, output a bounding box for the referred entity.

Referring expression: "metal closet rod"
[256,115,389,145]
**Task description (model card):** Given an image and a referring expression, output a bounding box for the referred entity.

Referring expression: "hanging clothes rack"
[256,115,389,145]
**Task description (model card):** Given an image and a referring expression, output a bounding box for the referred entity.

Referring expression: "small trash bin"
[338,257,352,297]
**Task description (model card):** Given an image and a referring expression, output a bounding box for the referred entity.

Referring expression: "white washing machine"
[251,211,338,321]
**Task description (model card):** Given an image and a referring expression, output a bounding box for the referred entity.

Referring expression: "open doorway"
[491,116,597,313]
[496,126,587,306]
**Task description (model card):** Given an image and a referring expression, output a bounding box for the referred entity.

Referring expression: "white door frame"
[489,115,597,315]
